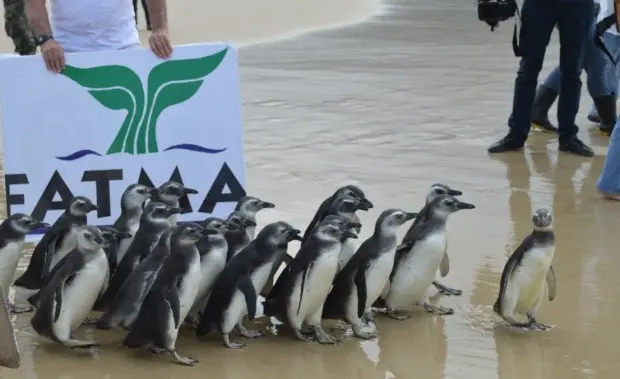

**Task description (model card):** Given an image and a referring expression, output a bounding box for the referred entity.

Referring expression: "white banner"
[0,43,246,242]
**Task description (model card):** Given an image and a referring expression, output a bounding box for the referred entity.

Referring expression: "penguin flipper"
[165,285,181,328]
[439,252,450,277]
[354,264,368,318]
[237,276,257,321]
[546,266,556,301]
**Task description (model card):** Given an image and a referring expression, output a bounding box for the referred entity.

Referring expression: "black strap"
[512,5,521,57]
[595,14,617,65]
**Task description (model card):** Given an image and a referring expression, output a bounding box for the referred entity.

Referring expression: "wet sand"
[1,0,620,378]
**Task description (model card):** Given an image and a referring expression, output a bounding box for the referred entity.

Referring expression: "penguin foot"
[81,317,100,326]
[294,328,315,342]
[171,351,199,366]
[422,303,454,315]
[530,322,552,331]
[63,339,100,349]
[386,309,410,321]
[312,326,337,344]
[361,310,376,324]
[352,325,377,339]
[223,334,247,349]
[237,324,263,338]
[432,281,463,296]
[149,346,168,355]
[9,303,34,314]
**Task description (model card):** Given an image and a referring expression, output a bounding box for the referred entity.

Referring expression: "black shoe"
[531,85,559,133]
[587,113,602,123]
[488,135,525,153]
[559,137,594,157]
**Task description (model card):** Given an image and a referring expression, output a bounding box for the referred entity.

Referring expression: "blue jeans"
[507,0,593,142]
[597,119,620,193]
[541,15,611,99]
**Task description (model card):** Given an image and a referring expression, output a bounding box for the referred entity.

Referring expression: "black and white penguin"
[123,223,216,366]
[323,209,417,338]
[263,219,357,344]
[97,202,181,311]
[234,196,275,240]
[186,217,235,326]
[302,185,373,243]
[30,225,110,348]
[0,214,48,313]
[14,196,97,291]
[224,211,257,262]
[378,195,475,319]
[151,181,198,226]
[493,208,556,331]
[107,184,156,275]
[196,221,301,349]
[96,227,175,330]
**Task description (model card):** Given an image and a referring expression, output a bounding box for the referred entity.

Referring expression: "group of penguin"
[0,180,559,366]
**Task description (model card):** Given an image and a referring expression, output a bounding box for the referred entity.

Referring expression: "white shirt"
[50,0,141,52]
[598,0,620,36]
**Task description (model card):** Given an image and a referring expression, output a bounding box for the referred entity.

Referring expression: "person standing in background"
[488,0,595,157]
[3,0,36,55]
[133,0,151,30]
[25,0,172,73]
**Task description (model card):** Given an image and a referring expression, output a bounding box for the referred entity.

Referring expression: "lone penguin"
[323,209,417,338]
[106,183,157,275]
[96,202,181,311]
[224,211,257,262]
[96,227,175,330]
[123,223,216,366]
[196,221,301,349]
[302,185,373,243]
[30,225,111,348]
[263,219,358,344]
[186,217,235,326]
[0,214,48,313]
[376,195,475,319]
[151,181,198,226]
[493,208,556,331]
[14,196,98,292]
[234,196,275,241]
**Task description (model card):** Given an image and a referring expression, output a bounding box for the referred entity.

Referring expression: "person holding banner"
[24,0,172,73]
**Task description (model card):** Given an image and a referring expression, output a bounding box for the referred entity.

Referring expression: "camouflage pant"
[4,0,35,55]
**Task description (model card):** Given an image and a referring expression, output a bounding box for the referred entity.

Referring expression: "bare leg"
[432,281,463,296]
[236,322,262,338]
[420,301,454,315]
[171,351,199,366]
[222,333,246,349]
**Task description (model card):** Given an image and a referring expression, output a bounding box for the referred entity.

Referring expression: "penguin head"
[142,202,182,227]
[202,217,230,234]
[427,183,462,204]
[77,225,105,250]
[260,221,301,246]
[321,215,361,241]
[98,226,132,247]
[226,211,257,231]
[6,213,49,235]
[156,181,198,204]
[123,183,156,210]
[316,222,355,243]
[235,196,275,216]
[428,195,475,218]
[376,209,418,234]
[532,208,553,230]
[68,196,98,217]
[330,194,369,216]
[174,222,215,246]
[334,185,374,210]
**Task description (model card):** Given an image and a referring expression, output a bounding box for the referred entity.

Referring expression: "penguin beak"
[287,228,302,241]
[182,187,199,195]
[94,236,104,245]
[202,228,218,236]
[405,212,418,221]
[244,219,257,227]
[35,221,50,229]
[358,198,373,211]
[448,189,462,196]
[343,230,358,239]
[88,204,99,212]
[225,222,240,231]
[260,201,275,209]
[346,221,362,229]
[117,232,133,240]
[147,187,158,196]
[456,201,475,210]
[169,207,183,215]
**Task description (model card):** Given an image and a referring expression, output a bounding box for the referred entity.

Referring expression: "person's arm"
[146,0,172,59]
[25,0,52,36]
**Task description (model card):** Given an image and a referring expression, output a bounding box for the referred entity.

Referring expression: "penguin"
[97,202,181,311]
[123,223,216,366]
[302,185,373,242]
[493,208,556,331]
[263,219,358,344]
[30,225,111,348]
[96,227,175,330]
[224,211,257,262]
[322,209,417,338]
[234,196,275,240]
[0,214,48,313]
[196,221,301,349]
[378,195,475,319]
[106,183,157,275]
[14,196,98,291]
[151,181,198,226]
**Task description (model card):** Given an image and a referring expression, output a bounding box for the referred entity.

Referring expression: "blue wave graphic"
[55,144,226,161]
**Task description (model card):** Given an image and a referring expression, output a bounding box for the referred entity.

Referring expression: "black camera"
[478,0,518,31]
